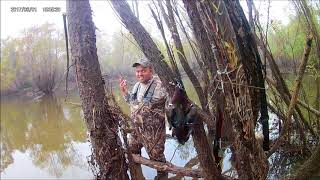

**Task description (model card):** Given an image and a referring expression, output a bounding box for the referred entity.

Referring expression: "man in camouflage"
[119,59,168,179]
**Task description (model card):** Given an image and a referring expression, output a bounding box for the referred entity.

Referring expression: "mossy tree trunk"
[66,0,129,179]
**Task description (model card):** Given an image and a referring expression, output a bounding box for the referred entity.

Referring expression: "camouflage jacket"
[124,75,167,113]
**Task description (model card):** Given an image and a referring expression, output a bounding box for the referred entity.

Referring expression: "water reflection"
[1,98,30,172]
[1,96,90,178]
[1,95,202,179]
[2,94,296,179]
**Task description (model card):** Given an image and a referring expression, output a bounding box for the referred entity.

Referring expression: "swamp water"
[3,73,315,179]
[0,96,234,179]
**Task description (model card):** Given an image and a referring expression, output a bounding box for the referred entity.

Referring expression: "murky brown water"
[1,95,220,179]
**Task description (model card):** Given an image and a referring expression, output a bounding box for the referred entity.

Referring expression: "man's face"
[135,65,153,83]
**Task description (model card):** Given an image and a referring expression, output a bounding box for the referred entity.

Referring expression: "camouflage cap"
[132,59,152,68]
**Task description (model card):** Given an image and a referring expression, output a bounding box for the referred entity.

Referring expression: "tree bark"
[66,0,129,179]
[223,0,270,151]
[197,0,270,178]
[222,66,269,180]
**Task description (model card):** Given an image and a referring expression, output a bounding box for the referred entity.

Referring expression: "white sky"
[1,1,120,39]
[1,0,294,40]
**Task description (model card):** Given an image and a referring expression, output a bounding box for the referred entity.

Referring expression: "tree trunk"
[164,0,208,112]
[182,0,218,144]
[66,0,128,179]
[223,0,270,151]
[171,1,211,100]
[182,0,217,76]
[149,5,180,79]
[198,0,270,178]
[247,0,254,29]
[223,70,269,179]
[184,0,269,178]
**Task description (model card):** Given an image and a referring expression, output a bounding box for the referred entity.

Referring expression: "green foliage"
[1,38,21,91]
[268,17,306,61]
[267,2,320,78]
[1,23,65,93]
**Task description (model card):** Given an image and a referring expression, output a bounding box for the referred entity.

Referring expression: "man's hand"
[119,76,128,96]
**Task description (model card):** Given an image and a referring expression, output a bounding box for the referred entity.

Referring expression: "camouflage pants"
[129,102,166,163]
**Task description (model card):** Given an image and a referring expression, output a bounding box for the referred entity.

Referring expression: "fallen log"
[131,154,204,178]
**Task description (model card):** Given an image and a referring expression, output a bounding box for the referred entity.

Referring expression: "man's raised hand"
[119,76,128,95]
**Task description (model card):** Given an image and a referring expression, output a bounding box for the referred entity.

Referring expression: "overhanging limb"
[131,154,204,178]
